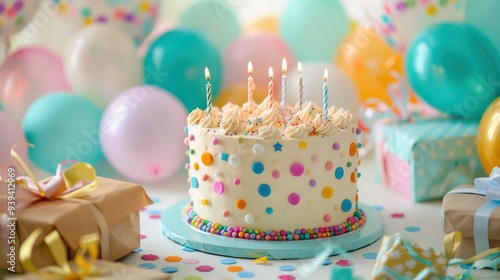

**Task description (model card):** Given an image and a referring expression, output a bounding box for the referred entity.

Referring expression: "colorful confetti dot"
[147,209,162,215]
[322,259,332,266]
[335,167,344,179]
[279,265,296,271]
[141,254,159,261]
[278,275,296,280]
[140,234,147,239]
[201,152,214,166]
[196,265,214,272]
[341,199,352,212]
[237,271,255,278]
[182,245,195,252]
[390,213,405,218]
[372,205,383,211]
[405,226,421,232]
[149,214,161,219]
[131,248,142,253]
[138,263,156,269]
[161,266,179,273]
[290,163,304,177]
[333,142,340,150]
[227,265,243,272]
[322,186,333,199]
[220,258,237,265]
[214,181,225,195]
[252,161,264,174]
[183,277,202,280]
[236,199,246,210]
[363,252,378,260]
[258,184,272,197]
[335,259,352,266]
[182,258,200,265]
[254,256,268,264]
[164,256,182,262]
[288,193,300,205]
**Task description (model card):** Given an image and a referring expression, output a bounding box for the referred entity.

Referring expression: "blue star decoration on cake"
[274,142,283,152]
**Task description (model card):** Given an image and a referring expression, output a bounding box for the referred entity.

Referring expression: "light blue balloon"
[179,1,241,51]
[465,0,500,56]
[22,93,103,173]
[280,0,348,62]
[144,29,223,112]
[405,23,500,119]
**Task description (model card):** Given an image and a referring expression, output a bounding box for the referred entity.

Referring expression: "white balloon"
[64,25,143,108]
[284,62,360,114]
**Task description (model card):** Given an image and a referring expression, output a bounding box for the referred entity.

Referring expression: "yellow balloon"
[477,97,500,174]
[214,84,268,108]
[245,16,279,35]
[335,26,418,105]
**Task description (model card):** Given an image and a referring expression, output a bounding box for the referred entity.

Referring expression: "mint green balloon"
[280,0,348,62]
[22,93,103,172]
[465,0,500,55]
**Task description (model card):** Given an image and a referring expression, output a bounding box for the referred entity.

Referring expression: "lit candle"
[298,62,303,110]
[268,67,274,109]
[281,58,287,110]
[205,67,212,115]
[323,69,329,121]
[248,61,254,104]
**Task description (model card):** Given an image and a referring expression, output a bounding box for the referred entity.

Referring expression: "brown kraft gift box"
[442,185,500,259]
[0,176,152,273]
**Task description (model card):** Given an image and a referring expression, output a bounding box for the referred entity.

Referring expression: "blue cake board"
[162,199,384,260]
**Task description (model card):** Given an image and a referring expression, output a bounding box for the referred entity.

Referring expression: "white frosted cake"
[183,99,365,241]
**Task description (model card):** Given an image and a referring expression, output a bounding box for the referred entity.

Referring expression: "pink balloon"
[138,21,175,58]
[223,32,295,89]
[0,47,71,123]
[100,86,188,183]
[0,111,27,168]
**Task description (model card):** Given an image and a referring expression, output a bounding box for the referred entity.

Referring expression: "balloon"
[0,111,27,167]
[138,21,175,58]
[245,16,279,35]
[0,47,71,123]
[61,0,160,45]
[22,93,103,173]
[64,25,142,108]
[11,0,74,56]
[284,62,360,114]
[339,0,372,27]
[477,97,500,174]
[405,23,500,119]
[465,0,500,55]
[371,0,465,52]
[144,29,222,112]
[214,84,268,108]
[223,32,294,89]
[100,86,188,183]
[280,0,349,62]
[336,26,414,106]
[179,1,241,51]
[0,0,39,37]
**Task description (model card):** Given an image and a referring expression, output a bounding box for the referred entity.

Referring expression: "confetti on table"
[183,277,202,280]
[140,207,147,211]
[196,265,214,272]
[363,252,378,260]
[372,205,383,211]
[227,265,243,272]
[335,259,352,266]
[182,258,200,265]
[141,254,159,261]
[138,263,156,269]
[140,234,147,239]
[147,209,162,215]
[165,255,182,262]
[149,214,162,219]
[220,258,237,265]
[182,245,195,252]
[405,226,421,232]
[254,256,268,264]
[322,258,332,266]
[151,197,161,203]
[460,263,472,269]
[279,265,296,271]
[131,248,142,253]
[278,275,296,280]
[237,271,255,278]
[161,266,179,273]
[390,212,405,218]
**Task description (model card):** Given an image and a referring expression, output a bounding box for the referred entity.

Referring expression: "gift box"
[0,175,152,273]
[374,118,485,202]
[442,169,500,259]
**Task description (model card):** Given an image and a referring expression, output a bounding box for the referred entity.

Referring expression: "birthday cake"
[183,96,365,241]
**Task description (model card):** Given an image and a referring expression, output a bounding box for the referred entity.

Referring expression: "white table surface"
[115,151,474,280]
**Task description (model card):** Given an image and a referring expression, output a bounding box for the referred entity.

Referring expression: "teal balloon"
[280,0,348,62]
[465,0,500,55]
[179,1,241,51]
[144,30,223,112]
[405,23,500,119]
[22,93,103,172]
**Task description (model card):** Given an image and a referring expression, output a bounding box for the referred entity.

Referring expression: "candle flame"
[324,69,328,81]
[298,62,302,74]
[248,61,253,75]
[205,67,210,81]
[282,58,287,73]
[269,67,273,80]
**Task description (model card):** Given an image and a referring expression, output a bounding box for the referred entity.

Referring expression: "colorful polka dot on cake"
[195,265,214,272]
[141,254,159,261]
